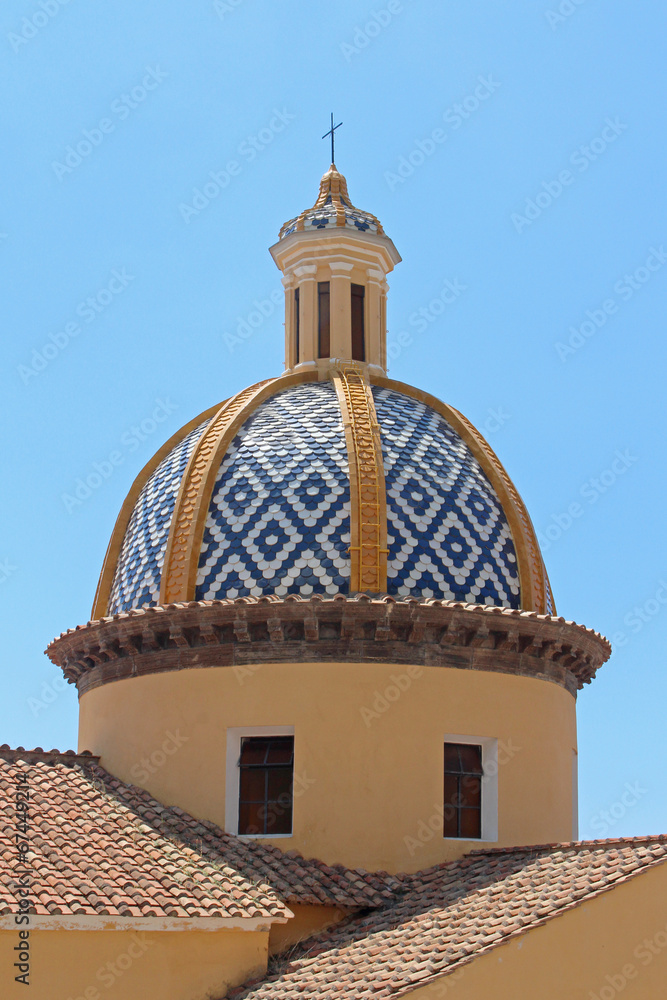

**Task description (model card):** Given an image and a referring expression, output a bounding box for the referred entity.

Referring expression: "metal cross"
[322,113,343,164]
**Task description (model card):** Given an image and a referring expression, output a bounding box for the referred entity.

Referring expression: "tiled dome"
[196,382,350,601]
[105,381,523,614]
[108,421,210,613]
[278,164,385,240]
[373,387,520,607]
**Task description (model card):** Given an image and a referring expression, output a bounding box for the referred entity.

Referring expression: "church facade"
[2,165,666,1000]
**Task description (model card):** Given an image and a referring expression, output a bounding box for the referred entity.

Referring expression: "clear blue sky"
[2,0,666,841]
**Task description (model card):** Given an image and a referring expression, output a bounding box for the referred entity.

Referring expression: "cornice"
[46,597,611,698]
[269,231,401,273]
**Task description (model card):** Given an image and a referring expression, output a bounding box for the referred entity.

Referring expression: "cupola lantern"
[269,164,401,375]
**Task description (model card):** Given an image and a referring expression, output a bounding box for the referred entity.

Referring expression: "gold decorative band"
[91,402,222,620]
[370,375,553,615]
[160,371,318,605]
[159,380,275,605]
[332,364,388,593]
[450,407,552,615]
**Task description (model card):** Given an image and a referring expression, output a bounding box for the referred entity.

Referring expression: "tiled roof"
[229,836,667,999]
[0,748,396,920]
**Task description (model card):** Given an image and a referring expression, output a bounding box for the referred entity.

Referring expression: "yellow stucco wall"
[268,903,348,955]
[3,926,267,1000]
[78,662,577,873]
[407,861,667,1000]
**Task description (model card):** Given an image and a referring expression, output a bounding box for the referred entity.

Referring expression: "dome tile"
[108,420,210,614]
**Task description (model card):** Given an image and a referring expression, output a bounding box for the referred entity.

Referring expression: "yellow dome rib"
[159,372,318,605]
[371,374,555,615]
[332,363,388,593]
[90,401,223,620]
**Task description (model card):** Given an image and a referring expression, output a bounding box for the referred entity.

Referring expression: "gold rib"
[332,364,388,593]
[448,407,553,615]
[371,375,554,615]
[91,402,222,620]
[160,372,318,605]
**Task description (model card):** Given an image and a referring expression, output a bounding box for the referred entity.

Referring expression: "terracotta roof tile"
[0,747,396,921]
[228,836,667,1000]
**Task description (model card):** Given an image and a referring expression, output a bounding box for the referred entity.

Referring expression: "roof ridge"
[467,834,667,857]
[0,752,394,912]
[0,751,287,921]
[94,763,397,895]
[0,745,99,766]
[229,835,667,1000]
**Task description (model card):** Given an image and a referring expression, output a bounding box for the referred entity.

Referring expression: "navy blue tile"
[196,383,351,600]
[108,420,211,613]
[372,387,520,609]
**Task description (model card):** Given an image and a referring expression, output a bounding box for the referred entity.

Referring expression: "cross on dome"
[321,112,343,165]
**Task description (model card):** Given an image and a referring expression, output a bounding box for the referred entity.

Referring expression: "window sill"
[442,836,496,843]
[236,833,293,840]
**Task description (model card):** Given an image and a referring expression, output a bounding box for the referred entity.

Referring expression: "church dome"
[91,163,553,620]
[94,373,553,618]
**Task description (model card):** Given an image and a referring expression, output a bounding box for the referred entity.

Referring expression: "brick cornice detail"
[45,597,611,698]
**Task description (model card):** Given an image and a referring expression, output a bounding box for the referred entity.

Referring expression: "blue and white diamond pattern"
[108,421,210,614]
[280,207,379,238]
[344,211,377,232]
[107,383,524,611]
[372,387,521,607]
[196,383,350,600]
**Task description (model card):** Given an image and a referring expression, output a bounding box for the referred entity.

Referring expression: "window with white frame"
[443,734,498,842]
[226,726,294,838]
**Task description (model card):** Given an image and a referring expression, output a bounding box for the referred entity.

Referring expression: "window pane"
[318,281,330,357]
[240,738,269,766]
[444,743,462,773]
[238,802,264,836]
[265,738,294,765]
[263,794,293,834]
[459,744,483,774]
[238,735,294,837]
[294,287,300,365]
[460,775,481,809]
[268,807,292,835]
[443,773,459,808]
[459,808,482,839]
[267,767,293,800]
[239,767,265,802]
[443,807,459,838]
[351,284,365,362]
